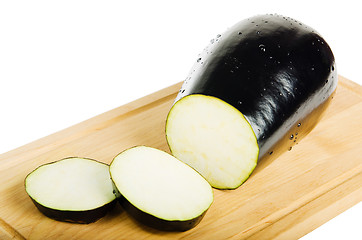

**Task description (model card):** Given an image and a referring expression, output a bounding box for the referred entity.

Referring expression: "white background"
[0,1,360,239]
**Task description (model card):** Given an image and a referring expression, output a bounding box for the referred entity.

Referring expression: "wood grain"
[0,76,361,239]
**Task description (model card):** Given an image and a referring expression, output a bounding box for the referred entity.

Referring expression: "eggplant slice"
[110,146,213,231]
[25,157,116,223]
[166,14,337,189]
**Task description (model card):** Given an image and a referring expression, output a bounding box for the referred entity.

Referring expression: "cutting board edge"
[244,169,362,240]
[0,81,182,164]
[0,217,25,240]
[0,75,357,162]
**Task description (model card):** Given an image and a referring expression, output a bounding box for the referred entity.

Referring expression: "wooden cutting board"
[0,76,361,240]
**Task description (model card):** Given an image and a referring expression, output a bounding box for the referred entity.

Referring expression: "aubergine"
[166,14,337,189]
[25,157,117,223]
[109,146,213,231]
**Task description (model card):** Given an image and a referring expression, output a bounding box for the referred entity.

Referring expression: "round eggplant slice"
[166,14,337,189]
[25,157,117,224]
[109,146,213,231]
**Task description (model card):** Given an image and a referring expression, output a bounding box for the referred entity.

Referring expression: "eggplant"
[109,146,213,231]
[166,14,337,189]
[25,157,117,223]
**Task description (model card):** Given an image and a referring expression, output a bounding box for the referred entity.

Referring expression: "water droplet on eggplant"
[259,44,266,52]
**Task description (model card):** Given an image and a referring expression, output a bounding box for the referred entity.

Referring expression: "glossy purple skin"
[30,198,116,224]
[175,14,337,157]
[118,194,207,231]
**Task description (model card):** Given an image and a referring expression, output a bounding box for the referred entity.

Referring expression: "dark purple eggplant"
[29,199,116,224]
[109,146,213,231]
[25,157,117,223]
[166,14,337,189]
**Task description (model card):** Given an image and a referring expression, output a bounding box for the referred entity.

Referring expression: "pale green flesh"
[110,146,213,221]
[166,94,259,189]
[25,158,116,211]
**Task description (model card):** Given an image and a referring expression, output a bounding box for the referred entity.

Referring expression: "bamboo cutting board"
[0,76,361,240]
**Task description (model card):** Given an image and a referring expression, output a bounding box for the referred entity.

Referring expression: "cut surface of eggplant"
[166,14,337,189]
[25,157,116,223]
[110,146,213,231]
[166,95,258,189]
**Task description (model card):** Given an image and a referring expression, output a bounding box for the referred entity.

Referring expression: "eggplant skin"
[176,14,337,157]
[29,198,116,224]
[118,194,207,232]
